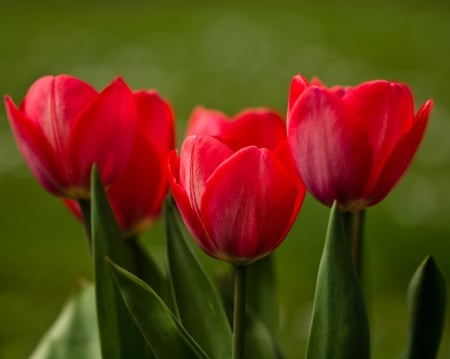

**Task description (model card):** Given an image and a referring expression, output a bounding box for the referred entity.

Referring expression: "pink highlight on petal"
[286,74,433,211]
[288,86,372,208]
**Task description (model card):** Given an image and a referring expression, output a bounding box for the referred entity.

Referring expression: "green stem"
[78,199,92,253]
[232,264,247,359]
[341,210,366,279]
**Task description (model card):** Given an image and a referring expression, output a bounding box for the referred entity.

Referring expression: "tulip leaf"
[90,167,154,359]
[247,254,277,336]
[106,258,209,359]
[29,282,100,359]
[165,198,232,359]
[127,239,173,309]
[306,202,370,359]
[402,255,446,359]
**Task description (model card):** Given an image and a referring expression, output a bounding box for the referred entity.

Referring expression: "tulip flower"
[4,75,138,199]
[287,74,433,212]
[169,107,305,264]
[65,90,175,237]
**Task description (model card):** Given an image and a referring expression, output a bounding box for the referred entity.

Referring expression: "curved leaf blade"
[165,198,232,359]
[91,167,154,359]
[306,202,370,359]
[107,258,208,359]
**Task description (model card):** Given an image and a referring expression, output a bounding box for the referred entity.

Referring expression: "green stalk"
[232,264,247,359]
[78,199,92,253]
[341,210,366,278]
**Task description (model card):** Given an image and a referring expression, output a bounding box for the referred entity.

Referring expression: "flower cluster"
[5,74,432,256]
[4,73,439,359]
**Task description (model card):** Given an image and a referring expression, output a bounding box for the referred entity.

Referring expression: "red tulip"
[4,75,138,199]
[169,108,305,264]
[65,90,175,236]
[287,74,433,211]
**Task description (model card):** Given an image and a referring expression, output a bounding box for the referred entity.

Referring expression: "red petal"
[179,135,233,212]
[5,96,68,195]
[345,81,415,194]
[368,99,433,206]
[200,147,301,263]
[68,77,138,190]
[221,109,287,151]
[287,75,309,116]
[273,139,307,194]
[108,134,167,234]
[287,86,372,207]
[346,81,413,156]
[21,75,97,153]
[134,90,175,156]
[168,150,215,252]
[186,106,228,137]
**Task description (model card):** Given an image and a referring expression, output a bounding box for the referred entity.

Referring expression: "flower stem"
[78,199,92,253]
[341,210,366,278]
[232,264,247,359]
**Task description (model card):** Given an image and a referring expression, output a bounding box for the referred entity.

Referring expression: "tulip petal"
[200,147,300,263]
[69,77,138,189]
[287,75,309,117]
[179,135,233,212]
[5,96,67,195]
[186,106,229,137]
[344,81,414,191]
[288,87,372,208]
[134,90,175,157]
[222,109,287,152]
[109,135,166,234]
[273,139,306,193]
[21,75,97,153]
[368,100,432,206]
[168,151,215,253]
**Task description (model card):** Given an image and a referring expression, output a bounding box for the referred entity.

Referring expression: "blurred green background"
[1,1,450,358]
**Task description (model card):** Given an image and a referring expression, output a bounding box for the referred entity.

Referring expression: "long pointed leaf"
[128,239,173,308]
[402,255,446,359]
[91,167,154,359]
[306,202,370,359]
[107,259,208,359]
[166,198,232,359]
[29,282,100,359]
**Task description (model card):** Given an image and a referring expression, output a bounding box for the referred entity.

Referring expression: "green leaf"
[247,254,277,336]
[165,198,232,359]
[91,167,154,359]
[127,239,173,309]
[306,202,370,359]
[402,255,447,359]
[107,258,209,359]
[29,282,100,359]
